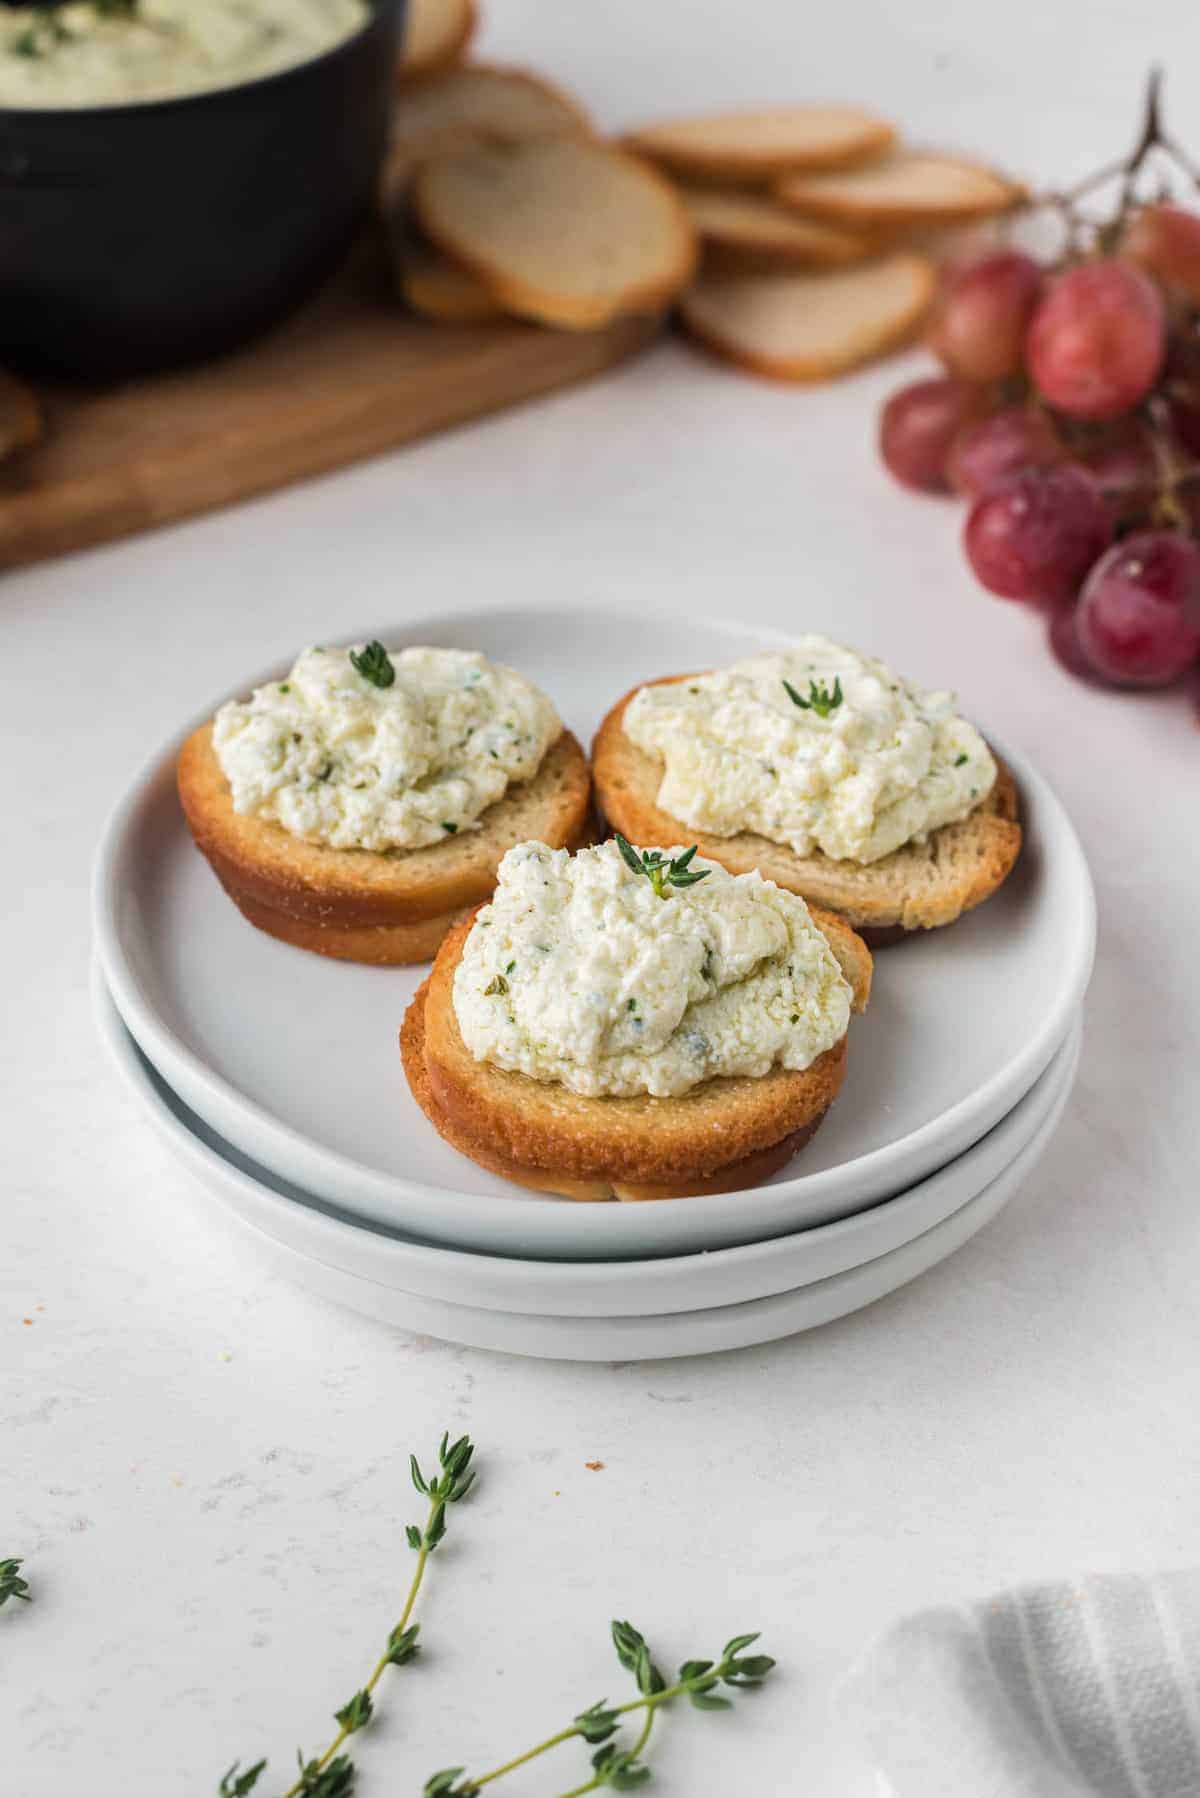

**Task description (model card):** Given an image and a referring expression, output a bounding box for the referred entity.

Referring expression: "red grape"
[946,405,1062,498]
[1075,530,1200,685]
[963,465,1112,605]
[1165,386,1200,460]
[1026,260,1166,420]
[1048,603,1110,688]
[1081,430,1159,528]
[930,251,1043,381]
[878,378,984,493]
[1124,204,1200,306]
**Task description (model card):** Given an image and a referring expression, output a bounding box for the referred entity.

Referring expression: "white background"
[6,1,1200,1792]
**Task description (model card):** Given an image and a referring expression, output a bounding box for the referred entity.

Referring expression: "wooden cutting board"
[0,240,659,573]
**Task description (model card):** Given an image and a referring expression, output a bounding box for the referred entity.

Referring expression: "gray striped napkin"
[838,1573,1200,1797]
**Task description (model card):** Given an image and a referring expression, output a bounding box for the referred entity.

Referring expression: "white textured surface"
[5,2,1200,1792]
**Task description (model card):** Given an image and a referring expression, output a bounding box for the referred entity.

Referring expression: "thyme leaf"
[614,835,711,900]
[0,1558,30,1607]
[348,641,395,689]
[783,676,843,717]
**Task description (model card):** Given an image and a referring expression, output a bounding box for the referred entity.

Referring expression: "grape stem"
[1048,67,1200,238]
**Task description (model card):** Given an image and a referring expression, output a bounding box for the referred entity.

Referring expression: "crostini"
[402,837,871,1200]
[592,638,1020,941]
[178,642,591,964]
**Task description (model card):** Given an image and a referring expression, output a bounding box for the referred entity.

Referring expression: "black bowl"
[0,0,403,380]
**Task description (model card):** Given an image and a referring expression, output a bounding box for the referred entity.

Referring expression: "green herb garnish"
[424,1623,775,1796]
[484,974,509,997]
[615,835,711,900]
[11,11,71,58]
[0,1559,30,1608]
[783,676,843,717]
[442,821,458,834]
[954,752,969,766]
[349,641,395,689]
[220,1433,475,1798]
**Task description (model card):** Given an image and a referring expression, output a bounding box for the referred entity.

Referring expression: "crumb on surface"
[585,1460,605,1471]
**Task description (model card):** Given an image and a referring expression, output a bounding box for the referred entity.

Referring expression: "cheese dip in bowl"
[0,1,369,108]
[0,0,401,375]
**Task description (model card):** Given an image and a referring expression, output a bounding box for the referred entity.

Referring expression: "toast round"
[177,725,592,965]
[398,0,476,83]
[591,680,1022,937]
[775,151,1022,227]
[678,254,935,381]
[401,905,871,1200]
[0,369,42,460]
[624,106,895,184]
[392,63,591,161]
[396,230,505,322]
[679,187,871,269]
[413,137,698,330]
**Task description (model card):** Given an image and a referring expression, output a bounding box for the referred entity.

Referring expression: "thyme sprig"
[219,1432,475,1798]
[0,1558,30,1608]
[424,1622,774,1795]
[783,676,843,717]
[614,835,711,900]
[348,641,395,689]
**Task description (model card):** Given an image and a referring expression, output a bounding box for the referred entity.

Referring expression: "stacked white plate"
[92,606,1096,1361]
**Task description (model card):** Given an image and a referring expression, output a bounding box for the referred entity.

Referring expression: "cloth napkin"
[838,1572,1200,1798]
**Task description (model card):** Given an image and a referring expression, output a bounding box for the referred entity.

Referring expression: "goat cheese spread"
[453,839,852,1099]
[0,1,368,109]
[623,638,996,866]
[211,645,561,853]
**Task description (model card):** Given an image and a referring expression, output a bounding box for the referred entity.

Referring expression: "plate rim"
[94,961,1081,1315]
[91,600,1097,1252]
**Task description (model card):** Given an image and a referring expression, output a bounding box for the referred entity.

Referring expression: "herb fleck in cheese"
[212,645,560,853]
[624,637,996,865]
[453,840,852,1099]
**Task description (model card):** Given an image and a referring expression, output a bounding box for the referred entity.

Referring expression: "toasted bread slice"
[592,680,1022,937]
[413,137,698,330]
[395,228,506,322]
[679,254,934,380]
[399,0,476,82]
[392,63,590,162]
[401,905,871,1200]
[625,106,894,184]
[177,726,592,965]
[0,369,42,460]
[678,187,871,268]
[775,150,1021,227]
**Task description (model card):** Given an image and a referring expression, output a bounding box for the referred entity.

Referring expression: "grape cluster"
[880,209,1200,690]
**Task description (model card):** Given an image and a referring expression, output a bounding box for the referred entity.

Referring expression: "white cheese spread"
[453,839,852,1099]
[211,644,561,854]
[623,637,996,866]
[0,0,368,109]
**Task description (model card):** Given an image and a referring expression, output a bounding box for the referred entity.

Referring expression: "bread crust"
[622,114,895,185]
[678,256,936,382]
[400,906,870,1199]
[398,0,476,84]
[178,725,592,963]
[412,140,698,331]
[679,189,871,270]
[773,155,1023,227]
[398,237,505,322]
[591,677,1022,934]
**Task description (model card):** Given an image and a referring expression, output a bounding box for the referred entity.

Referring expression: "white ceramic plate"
[97,975,1080,1361]
[95,968,1079,1318]
[92,603,1095,1261]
